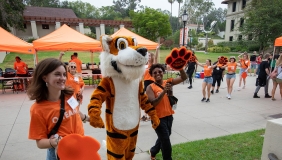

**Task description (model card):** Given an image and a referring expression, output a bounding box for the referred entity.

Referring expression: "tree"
[241,0,282,51]
[204,8,227,32]
[113,0,141,18]
[0,0,25,31]
[67,1,99,19]
[168,0,175,17]
[23,0,60,7]
[130,7,172,41]
[181,0,214,25]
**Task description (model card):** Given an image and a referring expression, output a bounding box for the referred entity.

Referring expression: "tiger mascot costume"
[88,35,160,160]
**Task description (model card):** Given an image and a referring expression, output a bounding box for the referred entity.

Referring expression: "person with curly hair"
[146,63,187,160]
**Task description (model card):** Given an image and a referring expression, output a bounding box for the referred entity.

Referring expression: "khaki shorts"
[273,78,282,84]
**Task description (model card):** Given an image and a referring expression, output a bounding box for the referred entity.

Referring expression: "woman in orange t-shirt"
[238,52,250,90]
[146,63,187,160]
[27,58,86,160]
[222,56,239,99]
[196,59,217,102]
[142,44,160,121]
[65,62,85,104]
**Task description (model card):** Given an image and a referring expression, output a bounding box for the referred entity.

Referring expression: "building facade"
[221,0,251,42]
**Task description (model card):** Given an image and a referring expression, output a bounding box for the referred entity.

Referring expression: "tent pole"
[91,51,93,68]
[271,47,276,72]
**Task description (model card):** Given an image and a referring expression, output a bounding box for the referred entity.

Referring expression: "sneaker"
[272,98,276,101]
[253,94,260,98]
[265,94,272,98]
[228,95,231,99]
[201,98,206,102]
[226,94,229,98]
[188,86,192,89]
[237,87,241,91]
[268,153,278,160]
[216,89,219,93]
[206,98,210,102]
[211,90,214,94]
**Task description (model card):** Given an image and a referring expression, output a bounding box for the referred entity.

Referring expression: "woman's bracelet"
[82,114,87,123]
[49,138,55,149]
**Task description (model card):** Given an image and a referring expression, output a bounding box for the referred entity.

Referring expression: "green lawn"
[0,50,239,69]
[154,129,265,160]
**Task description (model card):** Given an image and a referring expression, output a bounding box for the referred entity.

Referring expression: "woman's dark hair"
[149,63,166,76]
[207,59,212,66]
[27,58,73,102]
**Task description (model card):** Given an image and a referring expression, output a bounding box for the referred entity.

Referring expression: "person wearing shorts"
[196,59,216,102]
[249,51,257,76]
[238,52,250,90]
[222,56,238,99]
[271,54,282,100]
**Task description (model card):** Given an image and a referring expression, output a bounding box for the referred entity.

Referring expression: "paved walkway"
[0,75,281,160]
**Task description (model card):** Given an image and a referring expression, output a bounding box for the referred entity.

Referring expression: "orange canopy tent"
[33,24,102,52]
[0,27,35,54]
[111,27,158,50]
[274,36,282,46]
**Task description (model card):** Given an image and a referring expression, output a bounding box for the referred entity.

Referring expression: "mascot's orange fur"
[87,35,160,160]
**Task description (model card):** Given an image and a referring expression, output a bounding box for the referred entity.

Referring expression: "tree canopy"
[241,0,282,50]
[0,0,25,31]
[130,7,172,41]
[23,0,60,7]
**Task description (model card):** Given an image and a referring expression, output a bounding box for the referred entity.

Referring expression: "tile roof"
[24,6,77,18]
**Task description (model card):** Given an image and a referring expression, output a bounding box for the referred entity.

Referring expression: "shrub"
[196,42,203,50]
[27,38,36,43]
[207,46,230,53]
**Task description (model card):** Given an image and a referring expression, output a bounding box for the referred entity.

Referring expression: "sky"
[77,0,227,17]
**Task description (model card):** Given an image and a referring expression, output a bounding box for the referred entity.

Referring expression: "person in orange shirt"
[14,56,28,76]
[141,44,160,122]
[222,56,238,99]
[238,52,250,90]
[65,62,85,104]
[146,63,187,160]
[27,58,86,160]
[70,52,82,74]
[14,56,28,90]
[196,59,217,102]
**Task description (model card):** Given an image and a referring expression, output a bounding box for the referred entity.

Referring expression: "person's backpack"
[3,68,16,78]
[250,55,256,62]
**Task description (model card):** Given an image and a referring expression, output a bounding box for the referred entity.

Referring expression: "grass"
[0,50,239,69]
[154,129,265,160]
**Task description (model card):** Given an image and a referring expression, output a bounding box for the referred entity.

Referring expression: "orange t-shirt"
[203,65,212,77]
[144,65,154,81]
[71,58,82,73]
[14,61,27,74]
[65,72,85,96]
[28,96,84,140]
[150,79,174,118]
[240,59,250,69]
[227,62,237,73]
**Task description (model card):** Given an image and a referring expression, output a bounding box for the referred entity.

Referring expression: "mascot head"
[100,35,148,81]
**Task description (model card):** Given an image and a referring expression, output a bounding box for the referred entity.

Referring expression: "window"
[240,18,244,27]
[23,24,27,29]
[238,35,242,41]
[42,24,49,29]
[230,20,235,31]
[229,36,233,41]
[248,34,253,40]
[232,2,236,12]
[242,0,246,9]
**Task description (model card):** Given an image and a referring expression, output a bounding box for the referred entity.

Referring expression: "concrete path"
[0,74,281,160]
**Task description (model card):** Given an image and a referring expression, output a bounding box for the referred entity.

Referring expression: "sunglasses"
[153,71,163,75]
[70,66,76,68]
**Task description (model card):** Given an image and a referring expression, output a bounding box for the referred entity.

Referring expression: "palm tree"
[176,0,183,17]
[168,0,175,17]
